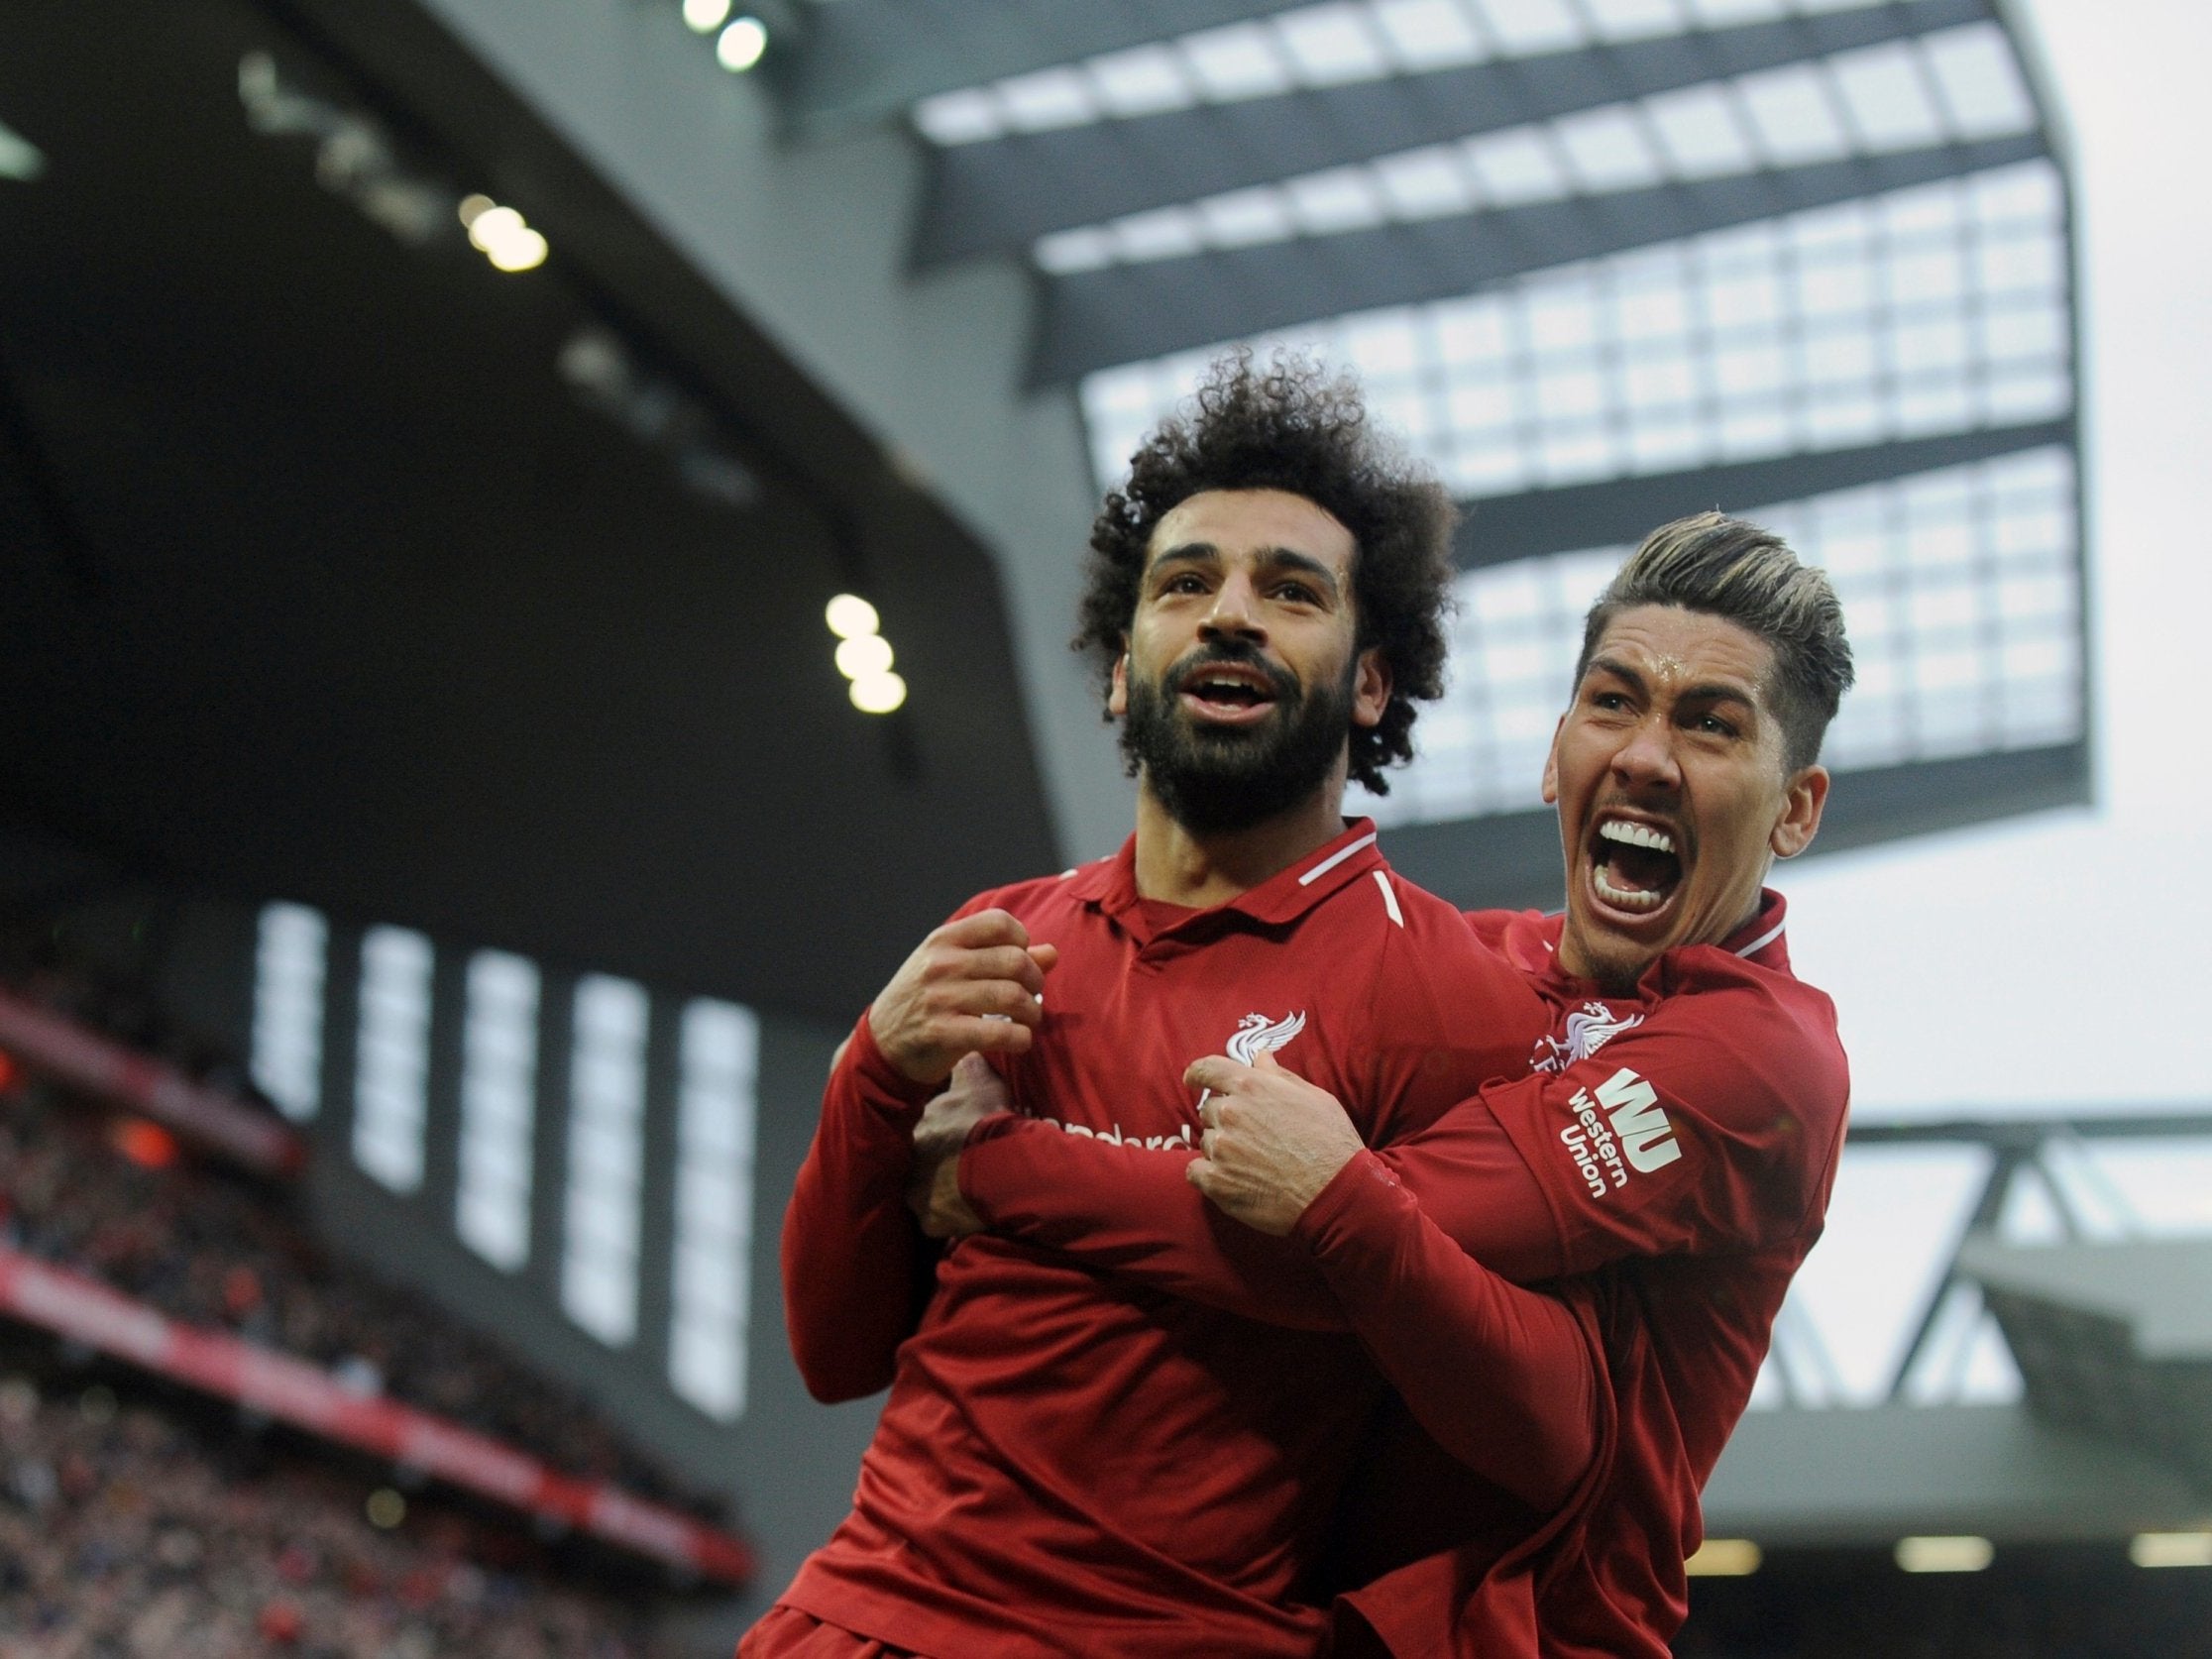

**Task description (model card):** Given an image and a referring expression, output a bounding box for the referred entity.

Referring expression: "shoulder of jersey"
[1667,951,1848,1100]
[1369,867,1497,946]
[964,860,1105,918]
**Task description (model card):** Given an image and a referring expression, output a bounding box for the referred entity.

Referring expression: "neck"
[1131,776,1352,908]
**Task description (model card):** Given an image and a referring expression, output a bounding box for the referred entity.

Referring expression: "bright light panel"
[353,926,433,1195]
[825,593,881,638]
[562,973,649,1346]
[834,633,895,680]
[485,227,547,273]
[670,999,759,1420]
[1896,1535,1994,1573]
[850,671,908,714]
[718,16,768,72]
[2132,1532,2212,1570]
[466,203,548,273]
[457,949,539,1272]
[683,0,732,33]
[252,902,327,1123]
[1685,1538,1764,1576]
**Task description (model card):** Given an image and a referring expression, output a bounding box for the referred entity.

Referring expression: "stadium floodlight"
[1895,1536,1994,1573]
[1683,1539,1762,1577]
[717,17,768,73]
[2132,1532,2212,1569]
[683,0,732,34]
[465,202,549,273]
[849,671,908,715]
[824,593,880,639]
[834,633,895,680]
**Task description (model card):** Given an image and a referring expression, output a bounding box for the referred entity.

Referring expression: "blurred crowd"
[0,1367,683,1658]
[0,1072,717,1521]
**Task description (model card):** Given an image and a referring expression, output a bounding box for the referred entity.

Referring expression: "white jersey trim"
[1298,830,1378,887]
[1373,869,1404,928]
[1733,915,1786,959]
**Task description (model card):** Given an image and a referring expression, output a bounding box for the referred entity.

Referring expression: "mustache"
[1160,640,1298,702]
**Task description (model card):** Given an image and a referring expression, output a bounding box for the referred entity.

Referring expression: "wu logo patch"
[1558,1065,1681,1200]
[1228,1011,1306,1064]
[1596,1068,1680,1173]
[1533,1000,1645,1074]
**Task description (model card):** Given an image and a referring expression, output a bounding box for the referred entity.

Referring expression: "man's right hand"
[868,910,1058,1085]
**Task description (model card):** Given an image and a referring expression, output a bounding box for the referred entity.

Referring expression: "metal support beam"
[772,0,1296,141]
[919,0,1989,264]
[1452,421,2073,570]
[1032,134,2046,382]
[1887,1143,2026,1400]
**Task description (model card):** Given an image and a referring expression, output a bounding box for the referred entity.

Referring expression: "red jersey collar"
[1067,818,1387,931]
[1499,887,1794,982]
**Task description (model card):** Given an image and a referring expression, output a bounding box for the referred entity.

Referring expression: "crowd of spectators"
[0,1365,685,1657]
[0,1066,719,1522]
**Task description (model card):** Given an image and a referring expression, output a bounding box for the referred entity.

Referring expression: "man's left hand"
[1181,1051,1364,1236]
[906,1054,1005,1239]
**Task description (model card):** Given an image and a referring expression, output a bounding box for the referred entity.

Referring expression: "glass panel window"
[561,974,649,1346]
[252,902,327,1122]
[1349,446,2080,828]
[668,999,760,1420]
[353,926,433,1193]
[456,950,539,1272]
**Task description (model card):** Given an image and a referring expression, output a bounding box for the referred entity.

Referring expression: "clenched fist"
[869,910,1059,1085]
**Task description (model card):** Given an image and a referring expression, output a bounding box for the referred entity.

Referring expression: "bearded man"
[741,354,1604,1658]
[926,510,1856,1656]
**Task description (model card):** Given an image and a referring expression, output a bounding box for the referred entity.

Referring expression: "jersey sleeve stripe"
[1372,869,1404,928]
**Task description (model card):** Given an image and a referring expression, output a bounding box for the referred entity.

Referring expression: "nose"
[1199,572,1266,643]
[1609,716,1682,792]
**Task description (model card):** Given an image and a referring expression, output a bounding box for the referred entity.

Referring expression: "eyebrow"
[1585,655,1760,711]
[1149,542,1344,599]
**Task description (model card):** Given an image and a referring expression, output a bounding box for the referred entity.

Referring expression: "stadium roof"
[830,0,2087,907]
[0,0,2088,1000]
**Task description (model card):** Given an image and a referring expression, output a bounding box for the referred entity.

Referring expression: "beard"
[1121,639,1361,834]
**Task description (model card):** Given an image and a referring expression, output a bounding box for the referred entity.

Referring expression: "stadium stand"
[0,967,753,1606]
[0,1360,685,1657]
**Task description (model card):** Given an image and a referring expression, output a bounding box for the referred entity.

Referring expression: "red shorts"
[737,1604,926,1659]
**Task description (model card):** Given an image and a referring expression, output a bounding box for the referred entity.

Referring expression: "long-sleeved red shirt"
[959,891,1850,1657]
[776,823,1602,1659]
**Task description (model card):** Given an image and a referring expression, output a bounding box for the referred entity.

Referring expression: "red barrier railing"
[0,988,305,1175]
[0,1246,755,1586]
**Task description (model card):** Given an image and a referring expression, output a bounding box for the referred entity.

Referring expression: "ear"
[1351,647,1391,730]
[1540,715,1566,806]
[1770,764,1829,858]
[1108,649,1130,719]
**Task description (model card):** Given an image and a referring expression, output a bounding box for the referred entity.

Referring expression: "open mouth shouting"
[1176,657,1287,727]
[1587,814,1684,921]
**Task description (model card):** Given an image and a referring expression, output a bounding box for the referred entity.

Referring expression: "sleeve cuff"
[954,1113,1028,1226]
[1291,1148,1410,1258]
[845,1009,941,1117]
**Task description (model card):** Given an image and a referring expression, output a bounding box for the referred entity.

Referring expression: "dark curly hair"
[1074,350,1457,795]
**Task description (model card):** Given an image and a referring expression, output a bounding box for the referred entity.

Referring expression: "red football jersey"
[958,889,1850,1656]
[775,822,1577,1659]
